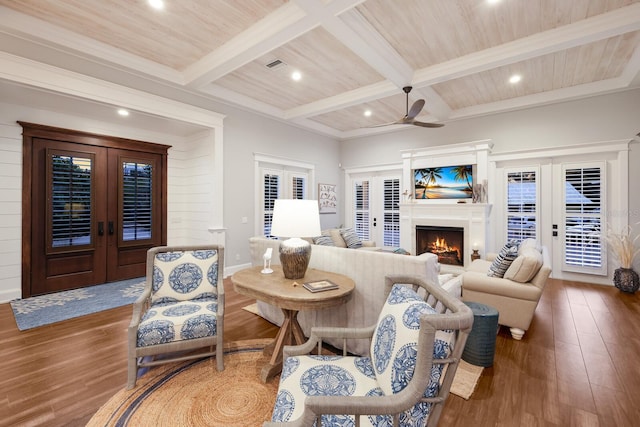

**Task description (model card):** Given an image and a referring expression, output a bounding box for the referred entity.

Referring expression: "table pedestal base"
[260,308,305,382]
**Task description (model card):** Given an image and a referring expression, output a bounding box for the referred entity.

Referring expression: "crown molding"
[0,52,224,128]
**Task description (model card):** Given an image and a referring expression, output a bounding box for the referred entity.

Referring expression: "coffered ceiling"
[0,0,639,139]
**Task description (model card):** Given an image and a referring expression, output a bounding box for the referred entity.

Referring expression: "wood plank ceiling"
[0,0,638,139]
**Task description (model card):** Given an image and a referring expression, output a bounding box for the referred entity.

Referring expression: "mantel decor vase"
[613,267,639,293]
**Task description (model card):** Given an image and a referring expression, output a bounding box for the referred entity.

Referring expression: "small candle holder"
[471,249,480,262]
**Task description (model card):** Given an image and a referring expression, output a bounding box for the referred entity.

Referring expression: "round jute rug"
[88,339,279,427]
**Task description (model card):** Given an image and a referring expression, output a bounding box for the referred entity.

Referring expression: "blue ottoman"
[462,302,499,367]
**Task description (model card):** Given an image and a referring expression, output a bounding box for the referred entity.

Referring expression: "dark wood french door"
[21,123,168,297]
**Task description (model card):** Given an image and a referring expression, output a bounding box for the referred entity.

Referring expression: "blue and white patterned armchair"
[127,245,225,389]
[265,275,473,427]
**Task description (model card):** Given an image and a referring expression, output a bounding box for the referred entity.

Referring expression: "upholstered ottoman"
[462,301,499,367]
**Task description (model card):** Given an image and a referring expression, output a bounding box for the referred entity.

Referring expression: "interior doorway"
[21,122,168,297]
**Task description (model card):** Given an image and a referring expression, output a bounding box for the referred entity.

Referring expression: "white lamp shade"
[270,199,321,238]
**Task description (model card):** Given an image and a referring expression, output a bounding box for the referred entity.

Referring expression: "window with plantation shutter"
[506,169,538,242]
[257,159,312,239]
[563,164,605,274]
[354,179,370,240]
[262,171,281,238]
[382,178,400,246]
[288,173,307,200]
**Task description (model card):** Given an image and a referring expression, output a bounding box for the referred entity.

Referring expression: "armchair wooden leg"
[127,357,138,390]
[509,327,525,340]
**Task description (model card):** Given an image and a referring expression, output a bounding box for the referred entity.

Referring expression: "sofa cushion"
[340,228,363,249]
[518,238,541,254]
[504,247,543,283]
[487,241,519,278]
[313,235,335,246]
[327,228,347,248]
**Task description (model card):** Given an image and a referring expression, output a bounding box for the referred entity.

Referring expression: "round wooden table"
[231,265,355,382]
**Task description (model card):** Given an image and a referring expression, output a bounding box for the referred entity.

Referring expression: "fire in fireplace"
[416,225,464,266]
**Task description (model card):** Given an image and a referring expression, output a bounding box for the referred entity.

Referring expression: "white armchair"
[127,245,225,389]
[265,274,473,427]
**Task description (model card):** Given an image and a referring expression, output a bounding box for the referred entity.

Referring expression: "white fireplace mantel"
[400,202,492,273]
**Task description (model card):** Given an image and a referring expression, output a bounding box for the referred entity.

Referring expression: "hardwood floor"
[0,277,638,426]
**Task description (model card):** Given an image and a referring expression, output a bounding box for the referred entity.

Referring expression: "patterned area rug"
[87,339,482,427]
[10,278,145,330]
[88,339,482,426]
[88,339,278,427]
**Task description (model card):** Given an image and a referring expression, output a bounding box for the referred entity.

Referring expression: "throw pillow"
[518,238,541,254]
[327,229,347,247]
[504,247,543,282]
[312,235,335,246]
[487,241,519,278]
[340,228,363,249]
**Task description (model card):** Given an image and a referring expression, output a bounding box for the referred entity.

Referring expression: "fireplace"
[416,225,464,266]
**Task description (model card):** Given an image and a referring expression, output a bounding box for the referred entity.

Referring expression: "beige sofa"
[461,240,551,340]
[248,236,454,355]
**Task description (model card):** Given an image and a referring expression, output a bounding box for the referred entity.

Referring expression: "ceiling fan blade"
[412,120,444,128]
[366,120,405,128]
[407,99,425,119]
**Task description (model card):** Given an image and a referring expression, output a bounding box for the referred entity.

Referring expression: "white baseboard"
[224,262,252,278]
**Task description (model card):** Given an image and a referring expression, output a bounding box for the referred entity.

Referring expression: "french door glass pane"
[122,161,152,241]
[264,173,280,237]
[564,166,603,269]
[507,171,537,241]
[354,180,370,240]
[383,178,400,246]
[50,154,92,248]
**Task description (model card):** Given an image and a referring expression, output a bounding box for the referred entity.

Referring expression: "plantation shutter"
[382,178,400,246]
[262,170,282,238]
[506,170,537,242]
[287,172,307,200]
[354,179,370,240]
[121,160,153,242]
[563,163,606,275]
[49,152,93,250]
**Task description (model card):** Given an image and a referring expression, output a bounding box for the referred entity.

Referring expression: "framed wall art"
[318,183,337,214]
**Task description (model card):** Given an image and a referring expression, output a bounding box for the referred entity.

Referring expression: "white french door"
[350,171,401,247]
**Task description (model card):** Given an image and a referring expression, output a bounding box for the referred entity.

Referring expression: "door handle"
[108,221,114,235]
[98,222,104,236]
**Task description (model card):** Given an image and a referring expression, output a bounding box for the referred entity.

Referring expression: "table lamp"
[270,199,321,280]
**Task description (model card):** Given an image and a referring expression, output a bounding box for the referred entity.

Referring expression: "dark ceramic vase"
[613,267,640,293]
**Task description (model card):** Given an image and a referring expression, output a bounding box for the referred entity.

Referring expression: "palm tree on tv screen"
[415,167,443,198]
[452,165,473,191]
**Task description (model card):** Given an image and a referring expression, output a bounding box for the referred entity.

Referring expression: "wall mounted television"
[413,165,473,200]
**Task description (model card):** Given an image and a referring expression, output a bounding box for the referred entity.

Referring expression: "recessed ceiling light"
[291,71,302,81]
[148,0,164,10]
[117,109,130,117]
[487,0,501,4]
[364,110,372,117]
[509,74,522,84]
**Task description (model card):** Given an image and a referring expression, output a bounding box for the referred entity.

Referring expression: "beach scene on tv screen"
[414,165,473,199]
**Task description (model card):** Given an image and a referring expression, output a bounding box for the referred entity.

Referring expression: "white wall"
[221,102,341,270]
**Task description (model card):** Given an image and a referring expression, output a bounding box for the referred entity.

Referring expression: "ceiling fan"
[370,86,444,128]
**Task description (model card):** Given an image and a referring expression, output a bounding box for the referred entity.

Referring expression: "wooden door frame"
[20,122,170,298]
